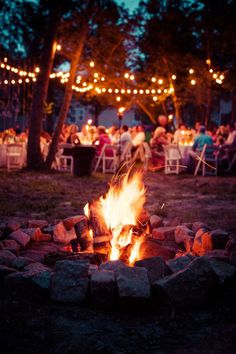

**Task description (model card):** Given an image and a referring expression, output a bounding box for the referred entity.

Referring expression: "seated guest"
[108,126,118,144]
[173,123,187,143]
[150,127,169,169]
[94,126,112,156]
[118,125,132,152]
[67,124,79,144]
[132,125,145,149]
[192,125,213,152]
[224,123,236,147]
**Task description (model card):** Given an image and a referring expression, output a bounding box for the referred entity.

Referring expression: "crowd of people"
[1,115,236,172]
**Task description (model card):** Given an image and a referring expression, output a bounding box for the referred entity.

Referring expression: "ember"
[84,170,147,265]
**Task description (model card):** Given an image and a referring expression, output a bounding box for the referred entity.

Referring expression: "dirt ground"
[1,170,236,353]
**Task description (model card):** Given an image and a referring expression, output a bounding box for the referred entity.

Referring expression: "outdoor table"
[72,145,96,176]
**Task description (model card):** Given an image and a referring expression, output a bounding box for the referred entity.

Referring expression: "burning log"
[74,216,93,252]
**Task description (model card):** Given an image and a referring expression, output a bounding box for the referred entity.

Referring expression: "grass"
[0,169,236,231]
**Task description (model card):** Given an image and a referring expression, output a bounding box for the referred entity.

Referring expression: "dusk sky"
[116,0,140,12]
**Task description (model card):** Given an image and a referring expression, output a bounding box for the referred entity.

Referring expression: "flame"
[98,171,146,262]
[129,236,144,265]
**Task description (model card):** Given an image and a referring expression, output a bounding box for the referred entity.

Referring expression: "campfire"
[83,170,148,266]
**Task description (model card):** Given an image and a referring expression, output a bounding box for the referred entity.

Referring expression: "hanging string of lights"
[0,56,225,103]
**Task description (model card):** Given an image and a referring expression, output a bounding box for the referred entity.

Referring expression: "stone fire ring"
[0,215,236,310]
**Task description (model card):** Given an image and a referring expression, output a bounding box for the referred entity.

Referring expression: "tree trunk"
[27,4,61,170]
[46,2,93,169]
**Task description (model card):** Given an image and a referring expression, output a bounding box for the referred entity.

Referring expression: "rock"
[90,270,116,309]
[184,236,195,252]
[153,257,217,307]
[0,250,16,267]
[99,260,127,273]
[166,254,194,273]
[22,227,51,242]
[88,264,98,276]
[152,227,176,241]
[51,260,89,303]
[9,229,31,247]
[193,229,229,256]
[0,265,17,284]
[134,256,171,283]
[0,239,20,255]
[31,269,52,290]
[116,266,150,304]
[209,259,235,285]
[5,265,52,292]
[27,220,48,228]
[53,221,77,244]
[140,239,176,261]
[175,225,194,244]
[192,221,209,234]
[205,249,229,263]
[20,250,47,262]
[63,215,85,229]
[12,256,35,270]
[166,217,183,227]
[24,262,49,272]
[230,251,236,267]
[150,215,163,229]
[3,221,21,237]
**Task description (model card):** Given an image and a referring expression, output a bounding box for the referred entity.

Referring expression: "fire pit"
[1,170,236,310]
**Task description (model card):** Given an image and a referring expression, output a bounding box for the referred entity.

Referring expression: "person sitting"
[118,125,132,152]
[94,126,112,156]
[224,123,236,147]
[188,125,214,172]
[132,125,145,149]
[173,123,187,143]
[150,127,169,170]
[192,125,213,152]
[108,126,118,144]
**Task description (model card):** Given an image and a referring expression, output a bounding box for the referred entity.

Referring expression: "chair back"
[164,144,182,159]
[6,143,24,156]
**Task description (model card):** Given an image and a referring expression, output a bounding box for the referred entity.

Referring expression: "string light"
[171,74,176,80]
[190,79,196,85]
[189,68,194,74]
[89,61,95,67]
[158,78,163,85]
[56,44,61,51]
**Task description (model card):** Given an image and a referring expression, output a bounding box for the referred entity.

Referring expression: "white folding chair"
[94,144,118,173]
[163,144,182,174]
[194,144,222,176]
[143,142,152,171]
[6,143,24,171]
[120,142,132,167]
[56,143,74,173]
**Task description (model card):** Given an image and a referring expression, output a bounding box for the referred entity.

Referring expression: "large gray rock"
[139,239,176,261]
[150,215,163,229]
[116,266,150,304]
[90,270,116,309]
[51,260,89,303]
[5,264,52,292]
[9,229,31,247]
[193,229,229,256]
[53,221,77,244]
[175,225,194,244]
[0,250,16,267]
[0,239,20,255]
[99,260,127,273]
[209,259,235,285]
[134,256,171,283]
[152,227,176,241]
[12,256,35,270]
[153,257,217,307]
[166,254,194,273]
